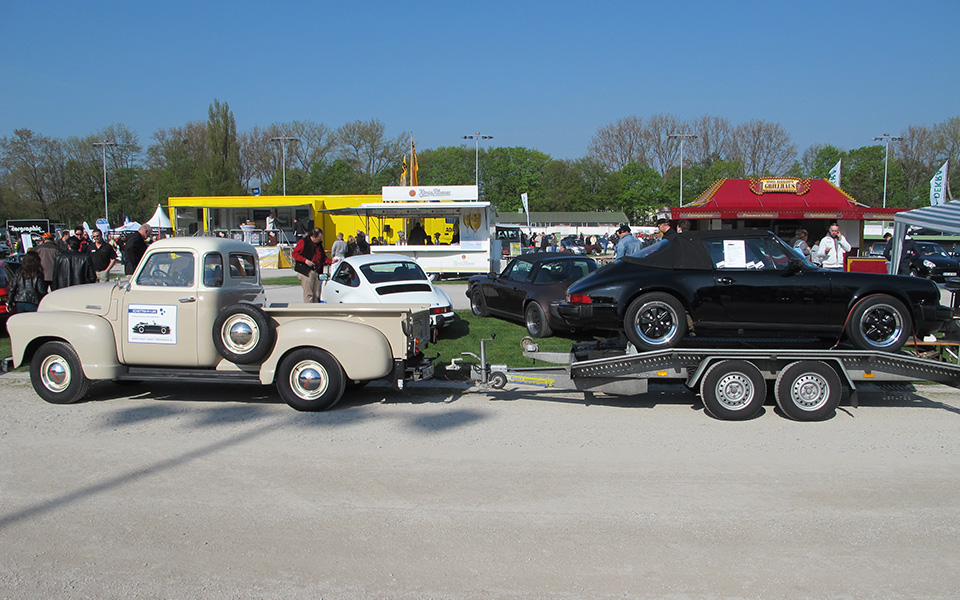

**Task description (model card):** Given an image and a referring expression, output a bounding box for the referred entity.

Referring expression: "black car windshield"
[631,238,670,259]
[917,242,949,256]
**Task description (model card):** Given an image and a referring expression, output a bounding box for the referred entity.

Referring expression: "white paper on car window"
[723,240,747,269]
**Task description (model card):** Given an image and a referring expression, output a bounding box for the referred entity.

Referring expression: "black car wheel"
[470,288,489,317]
[775,361,842,421]
[30,341,91,405]
[624,292,687,351]
[846,294,912,352]
[524,302,552,338]
[699,360,766,421]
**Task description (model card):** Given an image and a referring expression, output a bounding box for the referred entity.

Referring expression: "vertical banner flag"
[828,159,841,187]
[400,156,408,185]
[410,141,419,186]
[521,193,530,233]
[930,160,948,205]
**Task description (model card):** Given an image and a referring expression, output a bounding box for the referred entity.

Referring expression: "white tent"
[114,221,141,232]
[890,200,960,274]
[146,204,172,229]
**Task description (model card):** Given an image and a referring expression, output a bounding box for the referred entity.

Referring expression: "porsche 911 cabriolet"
[557,229,951,352]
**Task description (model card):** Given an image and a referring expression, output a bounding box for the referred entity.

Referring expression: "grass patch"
[262,276,299,286]
[431,310,593,370]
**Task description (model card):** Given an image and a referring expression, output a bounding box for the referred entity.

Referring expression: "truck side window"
[229,253,257,279]
[203,253,223,287]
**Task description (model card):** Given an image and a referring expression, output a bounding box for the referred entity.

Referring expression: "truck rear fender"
[6,311,124,380]
[258,318,394,385]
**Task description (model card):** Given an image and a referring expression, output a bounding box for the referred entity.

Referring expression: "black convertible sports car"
[557,229,951,352]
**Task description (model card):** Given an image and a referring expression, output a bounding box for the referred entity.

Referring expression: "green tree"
[603,162,667,224]
[308,159,364,195]
[416,146,474,186]
[482,147,552,211]
[203,99,244,196]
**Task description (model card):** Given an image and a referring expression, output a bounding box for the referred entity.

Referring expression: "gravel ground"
[1,373,959,599]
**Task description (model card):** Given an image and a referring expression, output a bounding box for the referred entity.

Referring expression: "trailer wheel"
[470,288,489,317]
[489,371,507,389]
[30,341,91,405]
[774,361,842,421]
[846,294,911,352]
[276,348,345,411]
[624,292,687,351]
[525,302,552,338]
[699,360,766,421]
[213,304,274,364]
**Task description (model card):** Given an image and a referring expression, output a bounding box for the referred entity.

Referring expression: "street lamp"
[462,132,493,188]
[271,136,299,196]
[92,141,116,226]
[872,133,903,208]
[668,133,698,207]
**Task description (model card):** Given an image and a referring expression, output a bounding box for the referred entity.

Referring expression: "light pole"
[271,136,299,196]
[872,133,903,208]
[462,132,493,188]
[668,133,698,207]
[92,141,116,226]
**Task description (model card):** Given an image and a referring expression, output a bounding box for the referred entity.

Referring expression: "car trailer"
[449,336,960,421]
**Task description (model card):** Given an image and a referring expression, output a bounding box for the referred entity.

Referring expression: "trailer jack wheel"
[489,371,507,389]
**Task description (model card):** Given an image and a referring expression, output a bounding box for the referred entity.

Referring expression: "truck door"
[120,249,200,367]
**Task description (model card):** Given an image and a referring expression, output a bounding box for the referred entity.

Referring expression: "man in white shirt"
[817,224,851,270]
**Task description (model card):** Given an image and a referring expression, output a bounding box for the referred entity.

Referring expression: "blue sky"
[2,0,958,160]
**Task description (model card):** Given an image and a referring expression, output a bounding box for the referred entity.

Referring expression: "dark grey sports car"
[557,229,951,352]
[468,253,598,337]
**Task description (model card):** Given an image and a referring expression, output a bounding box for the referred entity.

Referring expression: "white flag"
[520,192,529,214]
[828,159,841,187]
[930,160,948,205]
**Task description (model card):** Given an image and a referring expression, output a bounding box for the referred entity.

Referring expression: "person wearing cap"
[657,218,677,239]
[35,232,60,286]
[615,224,641,259]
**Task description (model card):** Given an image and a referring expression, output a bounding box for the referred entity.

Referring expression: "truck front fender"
[7,311,123,380]
[258,318,394,385]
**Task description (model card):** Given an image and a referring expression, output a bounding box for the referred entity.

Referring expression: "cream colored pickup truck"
[4,237,434,411]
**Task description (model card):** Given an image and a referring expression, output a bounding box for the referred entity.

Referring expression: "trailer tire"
[624,292,687,351]
[470,288,489,317]
[846,294,911,352]
[775,361,842,421]
[699,360,766,421]
[30,341,91,405]
[277,348,345,411]
[489,371,507,389]
[525,302,552,338]
[213,304,274,364]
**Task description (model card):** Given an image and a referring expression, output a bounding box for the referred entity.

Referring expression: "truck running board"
[118,367,261,385]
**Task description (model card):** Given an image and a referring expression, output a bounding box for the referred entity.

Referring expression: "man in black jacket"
[123,224,151,275]
[52,237,97,290]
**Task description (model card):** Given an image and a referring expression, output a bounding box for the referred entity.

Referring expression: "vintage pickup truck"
[4,237,434,411]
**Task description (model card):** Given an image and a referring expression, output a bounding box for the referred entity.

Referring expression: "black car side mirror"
[488,272,498,279]
[786,258,804,274]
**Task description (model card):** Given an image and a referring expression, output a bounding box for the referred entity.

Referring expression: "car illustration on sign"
[132,322,170,335]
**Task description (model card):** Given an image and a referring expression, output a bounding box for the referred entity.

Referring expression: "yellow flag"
[411,142,419,186]
[400,156,408,185]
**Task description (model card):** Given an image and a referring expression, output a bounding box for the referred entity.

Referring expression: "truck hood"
[38,282,118,316]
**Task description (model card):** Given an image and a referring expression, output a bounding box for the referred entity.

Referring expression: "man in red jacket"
[292,228,325,302]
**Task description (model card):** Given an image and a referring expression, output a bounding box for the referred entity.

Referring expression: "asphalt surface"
[1,372,959,599]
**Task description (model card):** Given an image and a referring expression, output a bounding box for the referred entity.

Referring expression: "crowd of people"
[5,223,153,314]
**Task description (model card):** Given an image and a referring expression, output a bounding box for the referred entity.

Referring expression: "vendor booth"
[323,185,495,277]
[670,178,902,253]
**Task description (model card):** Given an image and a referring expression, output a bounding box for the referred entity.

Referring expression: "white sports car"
[320,254,455,327]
